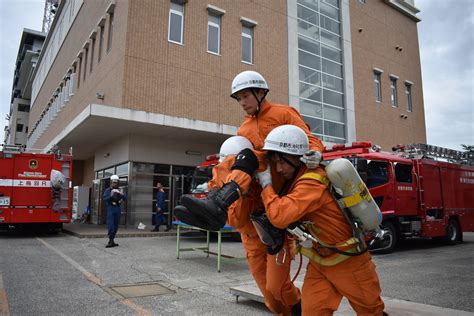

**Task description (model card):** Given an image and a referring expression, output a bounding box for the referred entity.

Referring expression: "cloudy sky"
[0,0,473,150]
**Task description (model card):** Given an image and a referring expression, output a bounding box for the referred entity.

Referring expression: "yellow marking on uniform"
[0,273,11,316]
[36,238,153,315]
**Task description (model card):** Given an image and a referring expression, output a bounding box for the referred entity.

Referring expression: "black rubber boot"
[180,181,241,230]
[174,205,220,231]
[112,239,119,247]
[291,300,302,316]
[106,238,114,248]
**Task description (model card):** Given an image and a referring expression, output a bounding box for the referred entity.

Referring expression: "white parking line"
[36,238,152,316]
[0,273,10,316]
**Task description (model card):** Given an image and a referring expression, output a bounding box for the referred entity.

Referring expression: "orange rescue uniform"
[262,166,385,316]
[226,100,324,192]
[210,157,299,315]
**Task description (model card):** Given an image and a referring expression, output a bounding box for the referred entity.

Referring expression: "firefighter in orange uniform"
[176,70,324,232]
[209,136,300,315]
[254,125,386,316]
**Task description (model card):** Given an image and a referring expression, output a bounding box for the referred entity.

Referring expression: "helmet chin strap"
[277,153,304,180]
[251,89,268,116]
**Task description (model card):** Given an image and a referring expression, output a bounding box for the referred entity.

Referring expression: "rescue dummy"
[255,125,386,316]
[175,71,324,231]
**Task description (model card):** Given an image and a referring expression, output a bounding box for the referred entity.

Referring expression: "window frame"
[390,75,398,107]
[107,12,114,53]
[405,81,413,112]
[241,25,253,64]
[98,25,104,61]
[83,47,88,81]
[240,17,257,64]
[373,68,383,103]
[90,37,95,73]
[168,2,184,45]
[207,13,221,55]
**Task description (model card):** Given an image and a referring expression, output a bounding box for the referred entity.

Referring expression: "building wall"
[7,99,30,145]
[29,0,129,149]
[122,0,289,127]
[350,0,426,150]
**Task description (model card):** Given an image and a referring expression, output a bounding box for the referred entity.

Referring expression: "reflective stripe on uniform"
[296,244,357,266]
[305,223,360,249]
[298,172,330,186]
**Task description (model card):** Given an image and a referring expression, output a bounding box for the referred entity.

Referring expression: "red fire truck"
[0,145,73,232]
[323,142,474,253]
[189,154,219,198]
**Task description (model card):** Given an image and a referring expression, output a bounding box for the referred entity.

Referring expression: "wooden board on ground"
[229,281,303,304]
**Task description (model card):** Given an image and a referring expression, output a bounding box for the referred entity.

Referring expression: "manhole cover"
[110,282,175,298]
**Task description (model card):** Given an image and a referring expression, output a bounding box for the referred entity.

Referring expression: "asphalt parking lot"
[1,225,473,315]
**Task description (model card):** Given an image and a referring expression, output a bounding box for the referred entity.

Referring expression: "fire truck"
[189,154,219,198]
[0,145,73,232]
[323,142,474,253]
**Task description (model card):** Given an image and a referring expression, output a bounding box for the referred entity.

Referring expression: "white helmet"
[231,71,269,98]
[263,125,309,156]
[219,136,253,162]
[110,175,119,182]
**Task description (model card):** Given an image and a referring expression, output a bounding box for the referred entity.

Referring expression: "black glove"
[231,148,259,176]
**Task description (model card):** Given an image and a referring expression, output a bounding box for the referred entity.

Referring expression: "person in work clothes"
[176,70,324,232]
[215,136,301,315]
[151,182,169,232]
[255,125,386,315]
[103,175,126,248]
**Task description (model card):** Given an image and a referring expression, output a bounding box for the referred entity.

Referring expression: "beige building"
[4,29,46,146]
[25,0,425,226]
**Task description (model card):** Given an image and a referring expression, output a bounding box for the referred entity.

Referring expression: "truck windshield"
[345,157,390,188]
[190,166,213,193]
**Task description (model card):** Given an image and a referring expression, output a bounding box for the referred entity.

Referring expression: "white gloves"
[300,150,322,169]
[257,165,272,188]
[112,189,122,196]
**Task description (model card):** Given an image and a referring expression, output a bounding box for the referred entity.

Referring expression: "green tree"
[461,144,474,153]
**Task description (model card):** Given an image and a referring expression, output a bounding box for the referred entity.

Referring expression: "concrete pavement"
[62,223,474,316]
[62,221,177,238]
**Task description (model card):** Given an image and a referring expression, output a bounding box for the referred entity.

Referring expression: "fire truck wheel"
[444,219,462,245]
[376,221,398,254]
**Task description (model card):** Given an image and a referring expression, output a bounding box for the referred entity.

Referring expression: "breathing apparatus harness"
[285,170,377,266]
[250,153,302,256]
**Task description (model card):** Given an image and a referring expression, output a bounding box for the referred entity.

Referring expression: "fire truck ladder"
[1,144,26,153]
[394,143,474,165]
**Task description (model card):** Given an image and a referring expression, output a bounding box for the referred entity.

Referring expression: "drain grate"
[110,282,175,298]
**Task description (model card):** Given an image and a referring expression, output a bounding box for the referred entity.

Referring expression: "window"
[359,160,390,188]
[107,12,114,52]
[405,82,413,112]
[390,76,398,107]
[77,57,81,88]
[98,25,104,61]
[18,104,29,112]
[90,38,95,73]
[242,26,253,63]
[373,70,382,102]
[395,163,412,183]
[16,124,23,132]
[83,48,88,81]
[168,2,184,44]
[207,14,221,54]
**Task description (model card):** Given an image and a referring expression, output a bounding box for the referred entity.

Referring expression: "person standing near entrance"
[151,182,169,232]
[103,175,126,247]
